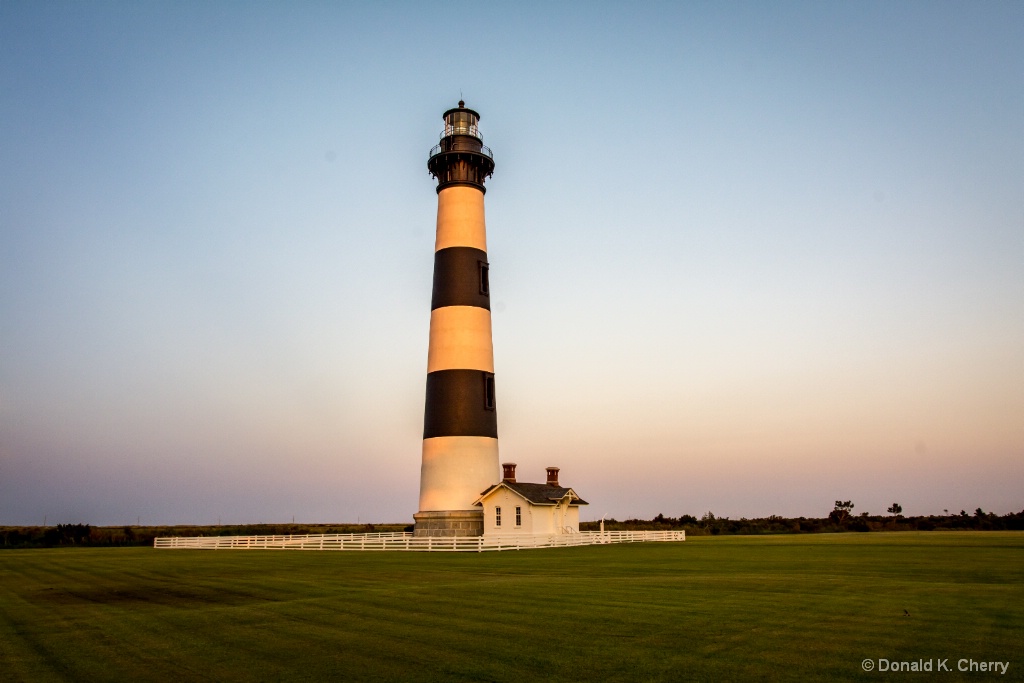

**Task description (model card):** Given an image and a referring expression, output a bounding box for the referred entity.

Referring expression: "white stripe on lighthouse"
[427,306,494,373]
[435,186,488,252]
[419,437,500,512]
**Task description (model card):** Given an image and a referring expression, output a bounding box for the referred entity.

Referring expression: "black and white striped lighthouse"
[413,102,499,537]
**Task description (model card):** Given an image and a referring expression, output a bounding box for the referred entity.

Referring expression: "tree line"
[0,523,408,549]
[3,506,1022,548]
[580,505,1024,535]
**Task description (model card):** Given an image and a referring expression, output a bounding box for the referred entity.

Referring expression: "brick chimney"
[546,467,560,487]
[502,462,517,483]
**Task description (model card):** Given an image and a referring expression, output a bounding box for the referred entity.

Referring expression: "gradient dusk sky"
[2,1,1022,526]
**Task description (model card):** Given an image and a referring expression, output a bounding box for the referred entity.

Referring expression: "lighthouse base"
[413,510,484,537]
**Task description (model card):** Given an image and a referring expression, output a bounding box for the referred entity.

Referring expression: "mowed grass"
[1,533,1021,682]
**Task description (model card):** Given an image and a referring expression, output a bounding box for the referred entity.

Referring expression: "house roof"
[473,481,589,507]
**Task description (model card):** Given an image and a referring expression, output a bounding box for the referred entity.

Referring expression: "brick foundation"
[413,510,484,537]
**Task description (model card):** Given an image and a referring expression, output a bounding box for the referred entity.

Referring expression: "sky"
[1,1,1022,526]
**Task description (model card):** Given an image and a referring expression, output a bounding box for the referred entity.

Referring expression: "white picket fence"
[153,529,684,552]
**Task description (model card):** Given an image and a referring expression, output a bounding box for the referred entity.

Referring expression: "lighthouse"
[413,102,499,537]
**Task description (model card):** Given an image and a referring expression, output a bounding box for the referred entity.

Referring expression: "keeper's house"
[474,463,588,535]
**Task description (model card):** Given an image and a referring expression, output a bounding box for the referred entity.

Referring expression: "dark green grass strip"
[1,533,1021,682]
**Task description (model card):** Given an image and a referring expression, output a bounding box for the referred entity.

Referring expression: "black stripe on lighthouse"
[423,369,498,438]
[431,247,490,310]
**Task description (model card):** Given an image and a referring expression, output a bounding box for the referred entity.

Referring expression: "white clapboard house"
[474,464,588,536]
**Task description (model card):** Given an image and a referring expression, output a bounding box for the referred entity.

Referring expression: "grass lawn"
[1,532,1021,681]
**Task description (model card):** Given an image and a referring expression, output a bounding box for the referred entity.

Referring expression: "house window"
[483,372,496,410]
[495,506,501,527]
[515,506,522,527]
[478,261,489,296]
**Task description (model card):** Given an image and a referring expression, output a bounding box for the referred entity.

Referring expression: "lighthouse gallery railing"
[428,143,493,160]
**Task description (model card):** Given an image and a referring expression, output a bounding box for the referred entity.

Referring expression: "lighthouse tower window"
[478,261,489,296]
[483,373,496,410]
